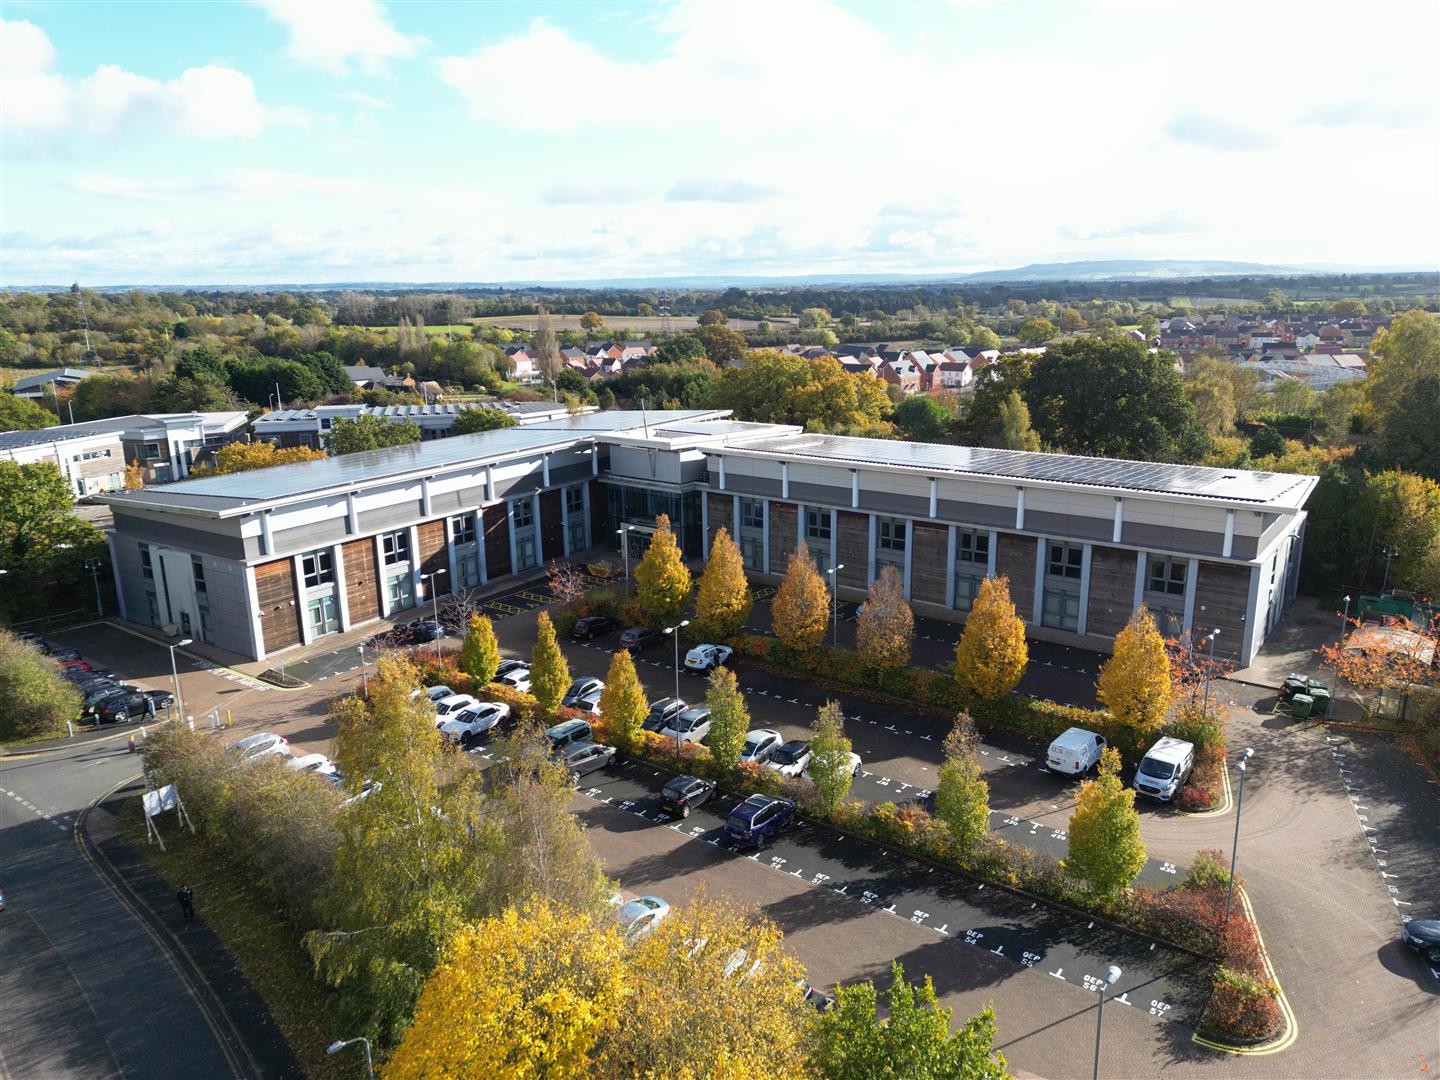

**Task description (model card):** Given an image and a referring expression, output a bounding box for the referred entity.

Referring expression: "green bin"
[1309,687,1331,715]
[1289,693,1314,718]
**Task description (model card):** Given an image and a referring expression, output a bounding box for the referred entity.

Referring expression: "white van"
[1134,736,1195,801]
[1046,727,1107,776]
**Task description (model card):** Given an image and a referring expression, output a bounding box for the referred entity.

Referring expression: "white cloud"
[1,19,293,146]
[339,90,391,110]
[666,178,781,203]
[1163,107,1277,152]
[250,0,425,75]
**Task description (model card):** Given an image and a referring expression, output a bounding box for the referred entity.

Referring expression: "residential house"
[10,367,97,402]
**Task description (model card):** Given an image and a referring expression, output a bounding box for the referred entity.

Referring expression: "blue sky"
[3,0,1437,285]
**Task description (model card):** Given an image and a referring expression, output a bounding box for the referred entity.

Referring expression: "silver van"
[1134,736,1194,801]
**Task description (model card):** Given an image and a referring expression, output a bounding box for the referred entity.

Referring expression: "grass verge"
[118,798,352,1080]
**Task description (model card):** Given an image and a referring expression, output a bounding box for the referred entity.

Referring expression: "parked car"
[286,753,338,777]
[1400,920,1440,978]
[404,619,443,643]
[643,698,687,733]
[410,684,453,703]
[495,658,529,679]
[739,729,784,765]
[59,664,97,681]
[617,626,663,652]
[495,665,532,693]
[79,683,125,714]
[433,693,480,719]
[21,633,51,654]
[1046,727,1107,776]
[1133,736,1195,801]
[766,739,812,778]
[572,615,618,641]
[562,677,606,709]
[440,702,512,744]
[660,706,712,744]
[803,749,862,782]
[91,687,171,723]
[546,718,595,751]
[49,647,82,663]
[684,643,733,672]
[614,895,670,943]
[724,794,796,849]
[797,980,833,1011]
[658,775,715,818]
[558,740,616,784]
[227,732,289,762]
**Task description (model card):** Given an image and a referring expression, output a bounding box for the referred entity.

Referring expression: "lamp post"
[83,557,105,617]
[167,638,193,720]
[826,563,845,647]
[325,1038,374,1080]
[357,643,369,699]
[664,619,690,759]
[421,569,447,660]
[1340,594,1352,639]
[616,526,632,597]
[1092,964,1122,1080]
[1380,546,1398,595]
[1200,628,1220,718]
[1222,747,1255,936]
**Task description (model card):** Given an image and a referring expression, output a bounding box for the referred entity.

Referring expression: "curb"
[104,621,275,693]
[1190,884,1298,1056]
[1177,755,1234,819]
[1,726,136,759]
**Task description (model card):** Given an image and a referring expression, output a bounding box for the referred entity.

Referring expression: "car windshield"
[742,740,761,756]
[1138,758,1176,779]
[773,746,804,764]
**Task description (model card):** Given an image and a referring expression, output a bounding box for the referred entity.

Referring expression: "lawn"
[118,798,355,1080]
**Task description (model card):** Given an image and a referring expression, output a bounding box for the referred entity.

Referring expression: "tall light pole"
[167,638,193,720]
[357,643,369,699]
[1200,628,1220,717]
[1222,747,1255,936]
[1380,546,1398,595]
[83,557,105,616]
[421,569,447,660]
[664,619,690,758]
[1092,964,1122,1080]
[826,564,845,647]
[616,525,632,598]
[326,1038,373,1080]
[1340,594,1352,638]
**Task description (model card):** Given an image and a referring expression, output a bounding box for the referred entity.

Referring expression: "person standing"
[177,885,194,921]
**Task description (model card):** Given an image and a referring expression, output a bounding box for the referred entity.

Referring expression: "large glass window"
[877,517,906,553]
[742,535,765,572]
[567,516,587,553]
[385,572,415,613]
[954,572,982,611]
[301,548,334,588]
[1152,606,1183,637]
[456,552,482,589]
[805,507,831,541]
[1146,556,1186,596]
[516,534,538,571]
[191,555,207,594]
[1047,542,1084,580]
[741,499,765,530]
[308,594,339,637]
[1042,588,1081,631]
[512,498,534,530]
[565,485,586,516]
[139,542,154,580]
[956,529,989,565]
[382,530,410,566]
[450,514,476,546]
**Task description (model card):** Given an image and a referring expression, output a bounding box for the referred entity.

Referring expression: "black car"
[658,775,715,818]
[1401,920,1440,975]
[572,615,617,641]
[80,683,127,714]
[49,647,82,663]
[93,687,173,723]
[559,740,616,784]
[617,626,663,652]
[643,698,687,733]
[405,619,443,643]
[723,794,797,849]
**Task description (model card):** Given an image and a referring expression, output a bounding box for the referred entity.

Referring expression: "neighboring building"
[252,401,585,449]
[342,364,390,387]
[101,410,1315,666]
[0,427,127,497]
[1239,353,1367,392]
[0,411,248,488]
[10,368,97,402]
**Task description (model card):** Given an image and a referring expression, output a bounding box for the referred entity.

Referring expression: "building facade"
[99,410,1315,666]
[251,401,585,449]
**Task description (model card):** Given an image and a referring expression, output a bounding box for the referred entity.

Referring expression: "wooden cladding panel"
[910,522,949,604]
[483,503,511,580]
[342,539,380,624]
[417,520,450,597]
[254,558,301,652]
[768,501,797,575]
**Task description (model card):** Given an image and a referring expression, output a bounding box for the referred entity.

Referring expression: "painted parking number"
[770,856,787,869]
[860,890,879,905]
[1149,1000,1171,1016]
[964,929,983,945]
[1050,829,1067,841]
[1160,862,1177,874]
[811,872,831,885]
[911,910,930,924]
[1021,951,1041,968]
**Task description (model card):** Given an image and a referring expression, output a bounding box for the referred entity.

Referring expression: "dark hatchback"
[723,794,796,849]
[572,615,618,641]
[617,626,663,652]
[92,688,173,724]
[643,698,686,733]
[1401,920,1440,976]
[658,775,715,818]
[558,740,616,784]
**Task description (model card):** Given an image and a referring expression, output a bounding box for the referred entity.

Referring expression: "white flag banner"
[143,784,179,817]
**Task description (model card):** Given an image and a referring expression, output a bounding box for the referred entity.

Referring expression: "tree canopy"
[451,407,518,435]
[709,351,892,434]
[193,440,326,475]
[0,394,58,431]
[323,414,422,455]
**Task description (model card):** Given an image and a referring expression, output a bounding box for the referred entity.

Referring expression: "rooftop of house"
[0,411,249,451]
[11,367,99,391]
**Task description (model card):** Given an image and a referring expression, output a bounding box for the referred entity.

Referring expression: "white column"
[1112,498,1124,543]
[1222,509,1236,558]
[945,526,957,609]
[902,523,914,600]
[732,494,741,538]
[1133,551,1146,611]
[542,454,550,488]
[829,509,837,575]
[485,464,495,502]
[796,504,804,552]
[1077,543,1093,637]
[1015,487,1026,530]
[850,469,859,508]
[761,500,771,571]
[591,447,599,476]
[506,501,518,575]
[987,530,998,577]
[1032,539,1047,625]
[1182,557,1199,633]
[408,525,423,611]
[107,532,128,620]
[561,489,572,557]
[1241,564,1263,662]
[260,511,274,556]
[867,515,878,583]
[445,519,460,592]
[781,462,789,499]
[478,511,489,585]
[420,478,432,519]
[531,493,543,564]
[244,566,267,661]
[346,492,359,534]
[701,494,710,561]
[929,477,938,518]
[718,456,726,490]
[293,555,313,644]
[332,543,351,631]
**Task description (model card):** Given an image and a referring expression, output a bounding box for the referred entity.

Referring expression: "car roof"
[548,718,590,735]
[235,732,278,749]
[745,728,781,740]
[1143,736,1194,760]
[1052,726,1100,747]
[562,739,603,759]
[777,739,808,751]
[664,774,704,788]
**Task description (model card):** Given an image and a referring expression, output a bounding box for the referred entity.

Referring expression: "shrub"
[0,631,83,740]
[552,609,581,638]
[578,588,621,621]
[1206,968,1281,1042]
[1175,785,1212,811]
[1184,850,1231,890]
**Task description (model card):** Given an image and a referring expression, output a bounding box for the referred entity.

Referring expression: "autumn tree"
[694,527,752,640]
[451,407,518,434]
[708,351,893,432]
[0,393,58,431]
[934,714,990,857]
[634,514,692,627]
[703,664,750,771]
[458,613,500,685]
[533,307,563,383]
[1059,308,1087,332]
[772,546,830,651]
[192,440,326,475]
[1064,747,1148,899]
[122,460,146,489]
[856,564,913,674]
[323,414,421,455]
[812,961,1008,1080]
[953,575,1028,700]
[580,310,604,333]
[530,611,571,717]
[995,390,1041,451]
[598,647,647,752]
[1097,606,1174,733]
[807,700,855,815]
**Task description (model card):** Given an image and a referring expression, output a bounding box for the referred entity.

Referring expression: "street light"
[421,569,447,660]
[616,525,633,597]
[1380,546,1398,595]
[1340,594,1352,638]
[356,643,369,699]
[1200,628,1220,718]
[1092,964,1122,1080]
[825,564,845,647]
[83,557,105,617]
[1222,747,1255,936]
[167,638,193,720]
[664,619,690,760]
[326,1037,374,1080]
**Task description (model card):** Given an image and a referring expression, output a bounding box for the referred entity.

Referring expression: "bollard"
[67,721,74,738]
[128,734,136,753]
[187,716,194,732]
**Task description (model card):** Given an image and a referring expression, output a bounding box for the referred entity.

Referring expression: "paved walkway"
[1232,595,1367,719]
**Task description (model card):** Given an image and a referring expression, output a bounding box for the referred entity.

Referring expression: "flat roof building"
[251,400,587,449]
[98,410,1315,666]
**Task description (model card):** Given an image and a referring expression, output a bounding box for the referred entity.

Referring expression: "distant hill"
[955,259,1304,283]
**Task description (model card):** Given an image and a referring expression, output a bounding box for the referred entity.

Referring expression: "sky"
[2,0,1438,286]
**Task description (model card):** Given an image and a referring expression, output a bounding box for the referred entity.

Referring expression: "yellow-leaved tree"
[952,575,1028,700]
[772,546,830,651]
[597,647,647,752]
[694,527,752,640]
[634,514,692,627]
[192,440,326,476]
[1063,747,1148,899]
[1097,606,1173,736]
[855,564,913,673]
[530,611,571,718]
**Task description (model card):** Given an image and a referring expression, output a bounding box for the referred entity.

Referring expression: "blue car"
[723,794,796,849]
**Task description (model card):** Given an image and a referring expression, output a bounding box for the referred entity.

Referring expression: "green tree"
[323,414,422,455]
[0,394,58,431]
[694,527,752,640]
[228,357,324,405]
[1368,310,1440,455]
[634,514,692,627]
[598,647,648,752]
[692,323,748,364]
[1064,747,1147,899]
[772,546,830,651]
[70,373,157,421]
[798,307,832,329]
[807,700,855,815]
[952,576,1028,701]
[812,961,1007,1080]
[892,395,956,443]
[530,611,571,717]
[934,714,990,857]
[709,351,892,433]
[856,564,912,674]
[459,613,500,684]
[697,308,727,326]
[1382,374,1440,480]
[967,326,1001,351]
[0,461,107,621]
[654,335,707,365]
[533,308,562,383]
[1248,425,1286,459]
[1017,317,1058,346]
[703,665,750,771]
[995,390,1041,451]
[452,407,519,435]
[0,630,83,740]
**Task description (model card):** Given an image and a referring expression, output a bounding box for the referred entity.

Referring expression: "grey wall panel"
[1230,534,1258,560]
[725,473,782,497]
[936,498,1012,529]
[196,556,256,657]
[271,516,350,555]
[550,462,593,487]
[788,480,852,507]
[493,465,544,499]
[1122,520,1224,558]
[859,489,930,518]
[430,488,465,516]
[112,513,247,560]
[358,501,422,535]
[1027,509,1113,543]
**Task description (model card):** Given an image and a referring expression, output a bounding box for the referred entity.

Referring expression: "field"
[474,314,795,332]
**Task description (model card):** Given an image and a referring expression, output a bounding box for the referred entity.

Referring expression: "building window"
[878,517,907,553]
[77,448,112,461]
[516,534,538,571]
[954,572,982,611]
[741,535,765,572]
[565,485,586,516]
[957,529,989,565]
[1042,588,1081,631]
[308,595,340,637]
[139,543,154,581]
[1152,606,1183,637]
[512,498,534,530]
[741,499,765,530]
[1048,542,1084,580]
[145,591,160,627]
[805,507,831,542]
[450,514,476,546]
[1146,556,1187,596]
[140,443,161,461]
[381,530,410,566]
[567,516,587,554]
[301,548,335,588]
[191,555,207,594]
[457,552,482,589]
[385,572,414,614]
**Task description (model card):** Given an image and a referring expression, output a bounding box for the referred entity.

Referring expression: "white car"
[684,644,733,672]
[660,706,712,744]
[228,732,289,762]
[562,677,605,710]
[410,685,452,702]
[615,895,670,943]
[739,728,783,765]
[433,693,479,720]
[803,749,862,781]
[1046,726,1107,776]
[495,666,532,693]
[765,739,812,778]
[439,702,511,743]
[285,752,337,776]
